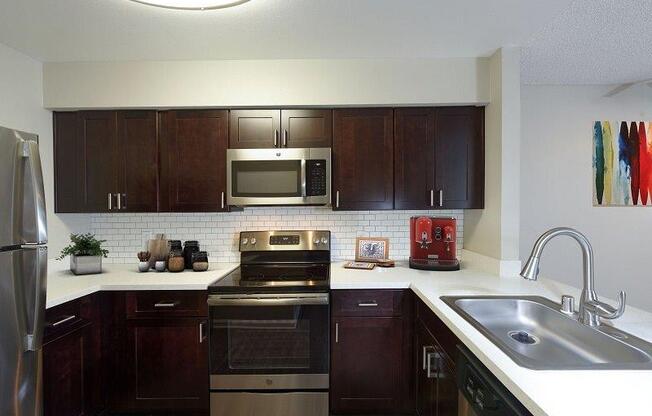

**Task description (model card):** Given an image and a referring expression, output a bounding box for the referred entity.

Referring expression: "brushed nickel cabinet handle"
[423,345,435,371]
[335,191,340,208]
[439,189,443,207]
[199,321,206,343]
[274,129,279,147]
[335,322,339,343]
[154,301,180,308]
[221,192,225,209]
[430,189,434,207]
[107,193,112,210]
[357,301,378,307]
[50,315,77,327]
[116,193,122,210]
[283,129,288,147]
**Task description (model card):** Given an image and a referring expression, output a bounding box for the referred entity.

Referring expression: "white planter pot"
[70,255,102,275]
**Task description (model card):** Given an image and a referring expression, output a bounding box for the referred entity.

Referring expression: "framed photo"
[355,237,389,262]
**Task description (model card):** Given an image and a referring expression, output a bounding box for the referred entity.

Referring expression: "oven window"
[227,315,310,370]
[232,160,301,197]
[210,304,329,375]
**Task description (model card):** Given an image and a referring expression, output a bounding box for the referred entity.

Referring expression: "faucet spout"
[520,227,624,327]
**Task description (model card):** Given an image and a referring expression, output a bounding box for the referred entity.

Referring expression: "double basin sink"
[441,295,652,370]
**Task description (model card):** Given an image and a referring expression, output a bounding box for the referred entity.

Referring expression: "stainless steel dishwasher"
[456,346,532,416]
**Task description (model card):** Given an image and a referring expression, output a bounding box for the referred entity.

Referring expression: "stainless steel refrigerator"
[0,126,47,416]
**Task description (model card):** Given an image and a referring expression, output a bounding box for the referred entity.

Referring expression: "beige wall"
[464,47,521,274]
[521,84,652,311]
[43,58,489,109]
[0,42,90,259]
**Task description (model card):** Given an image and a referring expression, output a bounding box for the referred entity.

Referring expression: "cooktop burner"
[208,230,331,294]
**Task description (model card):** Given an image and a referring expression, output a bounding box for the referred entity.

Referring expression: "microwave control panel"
[305,159,327,196]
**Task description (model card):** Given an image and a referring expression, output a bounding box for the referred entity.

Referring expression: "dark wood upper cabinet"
[394,106,484,210]
[229,109,280,148]
[434,107,484,209]
[116,111,159,212]
[77,111,118,213]
[394,108,436,209]
[281,109,332,147]
[332,108,394,210]
[54,112,82,213]
[160,110,229,212]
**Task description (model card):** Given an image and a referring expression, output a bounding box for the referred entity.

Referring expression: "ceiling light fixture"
[129,0,250,10]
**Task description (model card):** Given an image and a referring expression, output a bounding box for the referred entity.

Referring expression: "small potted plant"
[57,233,109,275]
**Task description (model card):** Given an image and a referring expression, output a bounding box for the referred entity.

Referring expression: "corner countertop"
[330,261,652,416]
[46,262,239,309]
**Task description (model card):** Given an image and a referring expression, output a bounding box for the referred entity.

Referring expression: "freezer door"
[0,247,47,416]
[0,126,47,247]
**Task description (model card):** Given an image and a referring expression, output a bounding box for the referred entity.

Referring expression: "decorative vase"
[70,255,102,275]
[138,261,150,272]
[155,261,166,272]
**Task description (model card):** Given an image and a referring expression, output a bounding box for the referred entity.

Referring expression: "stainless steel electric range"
[207,230,330,416]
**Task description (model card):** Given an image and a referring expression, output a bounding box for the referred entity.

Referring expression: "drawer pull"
[154,301,181,308]
[357,301,378,307]
[199,321,207,343]
[50,315,77,327]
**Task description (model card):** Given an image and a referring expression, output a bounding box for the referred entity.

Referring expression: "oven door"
[208,293,329,390]
[226,148,330,206]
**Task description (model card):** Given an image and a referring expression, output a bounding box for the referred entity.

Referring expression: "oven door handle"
[208,293,329,306]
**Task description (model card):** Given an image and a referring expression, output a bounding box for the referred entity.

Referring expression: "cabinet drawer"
[126,291,207,318]
[44,298,89,342]
[332,290,406,317]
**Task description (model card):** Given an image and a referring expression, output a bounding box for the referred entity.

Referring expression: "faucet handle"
[560,295,575,315]
[594,291,626,320]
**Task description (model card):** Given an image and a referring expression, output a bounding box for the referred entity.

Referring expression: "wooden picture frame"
[355,237,389,262]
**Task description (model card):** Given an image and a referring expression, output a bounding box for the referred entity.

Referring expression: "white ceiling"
[0,0,650,85]
[0,0,569,61]
[522,0,652,85]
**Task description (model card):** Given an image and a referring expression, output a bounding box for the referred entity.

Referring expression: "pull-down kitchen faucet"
[520,227,626,327]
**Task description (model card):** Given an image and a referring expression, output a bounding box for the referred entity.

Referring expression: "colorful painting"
[593,121,652,206]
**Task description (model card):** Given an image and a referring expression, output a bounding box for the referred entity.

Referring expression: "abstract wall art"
[593,121,652,206]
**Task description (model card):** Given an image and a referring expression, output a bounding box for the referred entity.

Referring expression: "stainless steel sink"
[441,295,652,370]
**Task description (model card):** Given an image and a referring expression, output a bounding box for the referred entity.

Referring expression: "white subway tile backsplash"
[90,206,463,263]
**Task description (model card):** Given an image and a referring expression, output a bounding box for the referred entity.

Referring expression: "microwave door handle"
[300,159,307,197]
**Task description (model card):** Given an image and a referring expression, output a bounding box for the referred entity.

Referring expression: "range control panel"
[239,230,330,252]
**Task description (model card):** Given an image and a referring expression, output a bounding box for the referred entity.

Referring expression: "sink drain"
[508,330,539,345]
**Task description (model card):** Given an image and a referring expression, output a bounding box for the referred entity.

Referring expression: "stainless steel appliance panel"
[0,247,47,416]
[210,373,328,390]
[226,147,331,206]
[210,391,328,416]
[0,126,47,247]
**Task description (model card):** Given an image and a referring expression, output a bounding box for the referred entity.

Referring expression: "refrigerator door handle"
[19,140,47,245]
[20,245,47,352]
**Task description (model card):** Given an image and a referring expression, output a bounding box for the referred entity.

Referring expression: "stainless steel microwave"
[226,148,331,206]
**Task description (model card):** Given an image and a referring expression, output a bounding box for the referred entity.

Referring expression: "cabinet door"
[77,111,119,212]
[280,109,332,147]
[436,355,458,416]
[116,111,159,212]
[125,318,209,413]
[54,112,82,213]
[330,317,403,414]
[434,107,484,209]
[43,324,92,416]
[229,109,281,148]
[394,108,436,209]
[415,321,437,416]
[160,110,229,212]
[332,108,394,210]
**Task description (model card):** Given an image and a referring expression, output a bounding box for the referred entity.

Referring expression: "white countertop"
[330,260,652,416]
[46,258,652,415]
[46,262,239,309]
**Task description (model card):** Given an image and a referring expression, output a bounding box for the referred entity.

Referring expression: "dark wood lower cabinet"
[330,290,413,415]
[124,318,209,414]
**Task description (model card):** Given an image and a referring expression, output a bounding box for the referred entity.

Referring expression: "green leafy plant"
[57,233,109,260]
